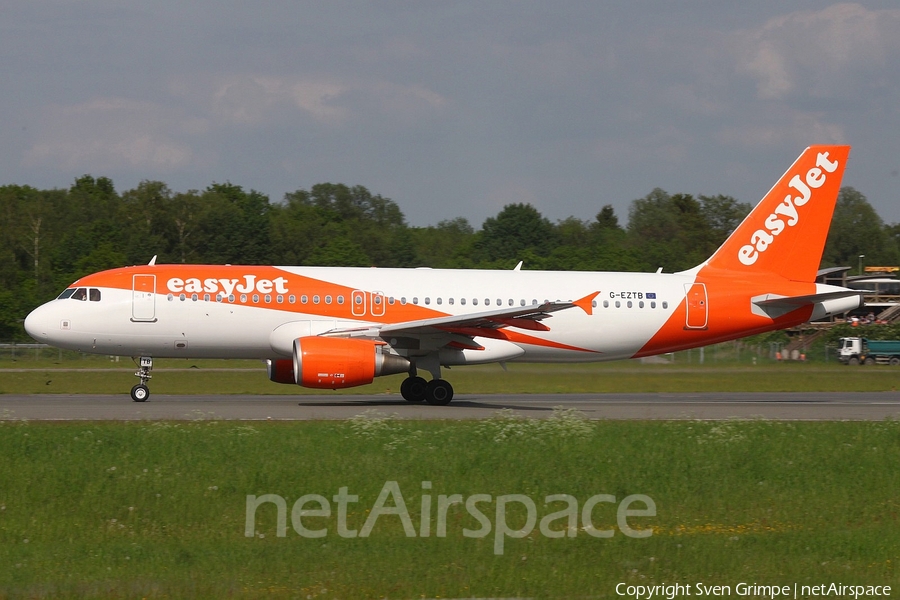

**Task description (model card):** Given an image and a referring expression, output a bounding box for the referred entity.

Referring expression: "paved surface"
[0,392,898,420]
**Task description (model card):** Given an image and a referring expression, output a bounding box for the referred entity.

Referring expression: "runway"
[0,392,898,421]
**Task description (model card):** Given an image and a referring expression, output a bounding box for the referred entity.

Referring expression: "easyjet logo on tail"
[737,151,840,266]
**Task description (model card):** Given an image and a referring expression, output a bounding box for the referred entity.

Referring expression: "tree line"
[1,176,898,340]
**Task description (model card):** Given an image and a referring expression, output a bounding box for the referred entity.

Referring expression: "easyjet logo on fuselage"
[167,275,290,296]
[737,151,839,266]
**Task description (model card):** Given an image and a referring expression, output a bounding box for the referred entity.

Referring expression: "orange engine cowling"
[293,337,410,389]
[266,358,296,384]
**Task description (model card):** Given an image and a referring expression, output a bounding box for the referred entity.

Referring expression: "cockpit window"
[89,288,101,302]
[70,288,87,301]
[57,288,76,300]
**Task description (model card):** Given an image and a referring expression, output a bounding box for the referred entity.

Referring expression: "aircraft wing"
[323,292,599,339]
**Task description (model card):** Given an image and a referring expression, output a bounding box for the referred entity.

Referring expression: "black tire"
[848,357,859,366]
[131,384,149,402]
[400,376,427,402]
[425,379,454,406]
[864,357,876,366]
[890,357,900,367]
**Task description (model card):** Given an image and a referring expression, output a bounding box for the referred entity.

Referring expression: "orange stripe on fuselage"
[74,265,599,353]
[633,270,815,358]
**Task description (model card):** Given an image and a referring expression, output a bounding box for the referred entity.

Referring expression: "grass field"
[0,414,898,598]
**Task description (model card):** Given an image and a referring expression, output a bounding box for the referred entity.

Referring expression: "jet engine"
[292,337,410,389]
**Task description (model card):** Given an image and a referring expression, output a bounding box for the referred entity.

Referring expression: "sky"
[3,1,900,228]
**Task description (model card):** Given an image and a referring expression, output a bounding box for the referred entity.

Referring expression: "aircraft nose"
[24,305,50,342]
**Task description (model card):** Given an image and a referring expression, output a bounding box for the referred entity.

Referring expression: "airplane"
[24,145,862,404]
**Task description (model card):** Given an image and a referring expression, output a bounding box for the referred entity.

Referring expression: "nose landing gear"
[131,356,153,402]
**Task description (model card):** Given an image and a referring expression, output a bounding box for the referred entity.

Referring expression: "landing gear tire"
[401,376,428,402]
[425,379,454,406]
[131,384,149,402]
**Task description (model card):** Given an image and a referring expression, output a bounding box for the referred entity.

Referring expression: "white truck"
[838,337,900,366]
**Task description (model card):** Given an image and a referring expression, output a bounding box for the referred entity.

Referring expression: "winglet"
[574,292,600,315]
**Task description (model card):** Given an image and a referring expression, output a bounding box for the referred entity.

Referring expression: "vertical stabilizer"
[704,145,850,282]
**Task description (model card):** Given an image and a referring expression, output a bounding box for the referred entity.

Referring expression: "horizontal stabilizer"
[751,289,863,320]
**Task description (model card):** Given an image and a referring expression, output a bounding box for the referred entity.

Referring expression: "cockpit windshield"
[59,287,101,302]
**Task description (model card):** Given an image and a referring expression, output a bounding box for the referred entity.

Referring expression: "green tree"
[823,187,900,268]
[473,203,557,266]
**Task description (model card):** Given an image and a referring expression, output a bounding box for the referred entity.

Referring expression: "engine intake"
[293,337,410,389]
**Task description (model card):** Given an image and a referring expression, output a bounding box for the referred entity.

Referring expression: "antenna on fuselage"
[514,261,523,271]
[148,255,157,266]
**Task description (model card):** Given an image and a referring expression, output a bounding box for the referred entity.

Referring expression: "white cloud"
[179,74,447,127]
[737,3,900,100]
[23,98,204,171]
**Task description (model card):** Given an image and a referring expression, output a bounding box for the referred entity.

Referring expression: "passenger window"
[472,298,478,306]
[204,293,210,302]
[71,288,87,301]
[288,295,295,303]
[191,293,198,302]
[520,299,525,306]
[337,295,344,305]
[615,301,621,308]
[265,294,272,303]
[639,301,644,308]
[216,294,223,302]
[325,295,332,305]
[460,298,466,305]
[277,295,284,303]
[89,288,101,302]
[301,295,308,304]
[179,293,186,301]
[412,297,419,305]
[436,298,442,305]
[388,297,395,305]
[662,301,668,309]
[313,295,320,304]
[627,301,632,308]
[591,300,597,308]
[241,294,248,303]
[252,294,259,303]
[400,297,407,305]
[650,301,656,308]
[603,300,609,308]
[448,298,454,305]
[424,297,430,305]
[485,298,490,306]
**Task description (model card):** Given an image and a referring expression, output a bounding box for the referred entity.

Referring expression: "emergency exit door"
[684,283,708,329]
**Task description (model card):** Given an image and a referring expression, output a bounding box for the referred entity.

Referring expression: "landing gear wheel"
[132,356,153,402]
[401,376,428,402]
[425,379,454,406]
[131,384,149,402]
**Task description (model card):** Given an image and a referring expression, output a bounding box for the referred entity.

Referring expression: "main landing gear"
[400,375,454,405]
[131,356,153,402]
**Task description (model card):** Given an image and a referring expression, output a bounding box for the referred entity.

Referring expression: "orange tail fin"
[703,145,850,282]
